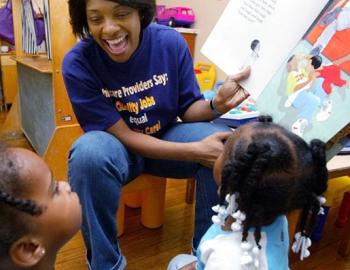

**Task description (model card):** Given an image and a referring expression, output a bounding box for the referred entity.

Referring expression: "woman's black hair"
[0,143,43,258]
[220,115,328,247]
[68,0,156,39]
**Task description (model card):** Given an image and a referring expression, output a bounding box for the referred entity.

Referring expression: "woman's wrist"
[210,98,224,116]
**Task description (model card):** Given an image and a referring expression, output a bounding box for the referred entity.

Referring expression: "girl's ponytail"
[291,139,328,260]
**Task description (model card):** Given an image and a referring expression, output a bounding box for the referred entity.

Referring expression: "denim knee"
[68,131,129,269]
[70,131,119,167]
[70,131,132,181]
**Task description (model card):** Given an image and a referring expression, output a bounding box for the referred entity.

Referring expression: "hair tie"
[211,204,226,225]
[291,232,312,260]
[317,196,326,215]
[211,192,261,269]
[211,193,239,226]
[231,210,246,231]
[241,241,261,268]
[291,195,325,260]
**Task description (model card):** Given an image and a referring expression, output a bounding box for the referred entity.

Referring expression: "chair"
[185,178,196,204]
[116,175,196,237]
[116,174,167,237]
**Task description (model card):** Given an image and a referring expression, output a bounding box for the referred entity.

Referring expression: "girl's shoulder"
[262,215,288,234]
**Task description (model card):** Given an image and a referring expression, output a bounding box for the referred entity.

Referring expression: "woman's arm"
[181,67,250,122]
[107,119,231,168]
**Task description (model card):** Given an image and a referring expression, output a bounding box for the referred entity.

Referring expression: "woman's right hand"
[193,131,232,168]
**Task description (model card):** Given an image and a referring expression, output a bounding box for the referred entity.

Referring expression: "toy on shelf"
[221,98,259,123]
[155,5,195,28]
[213,97,260,128]
[194,62,216,92]
[222,98,259,119]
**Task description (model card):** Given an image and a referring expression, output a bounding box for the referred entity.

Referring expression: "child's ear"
[9,236,46,268]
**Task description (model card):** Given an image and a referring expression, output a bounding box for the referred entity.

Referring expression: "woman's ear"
[9,236,46,268]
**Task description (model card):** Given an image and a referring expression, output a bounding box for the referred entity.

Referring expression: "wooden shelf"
[0,54,18,104]
[327,155,350,178]
[5,0,80,181]
[14,55,52,74]
[0,51,16,57]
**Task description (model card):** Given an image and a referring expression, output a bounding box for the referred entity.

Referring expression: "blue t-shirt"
[196,215,289,270]
[62,23,203,136]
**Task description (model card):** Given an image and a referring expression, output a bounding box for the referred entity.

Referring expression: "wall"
[157,0,229,82]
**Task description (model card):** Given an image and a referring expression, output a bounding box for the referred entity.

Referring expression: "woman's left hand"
[212,67,251,114]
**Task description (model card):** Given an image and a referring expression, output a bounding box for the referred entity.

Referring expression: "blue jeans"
[68,122,231,270]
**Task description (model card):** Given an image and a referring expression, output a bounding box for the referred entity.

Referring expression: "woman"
[62,0,250,269]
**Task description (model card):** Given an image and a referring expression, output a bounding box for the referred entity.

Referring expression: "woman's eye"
[115,11,132,19]
[89,17,102,24]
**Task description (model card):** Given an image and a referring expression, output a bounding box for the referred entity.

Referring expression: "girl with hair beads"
[0,144,82,270]
[168,115,328,270]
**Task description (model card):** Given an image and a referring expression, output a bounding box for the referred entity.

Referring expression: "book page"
[201,0,329,99]
[256,0,350,151]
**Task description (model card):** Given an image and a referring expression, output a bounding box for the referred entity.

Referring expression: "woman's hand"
[212,67,251,114]
[108,119,232,166]
[194,132,232,168]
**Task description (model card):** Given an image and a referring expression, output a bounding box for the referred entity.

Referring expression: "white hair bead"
[241,241,252,250]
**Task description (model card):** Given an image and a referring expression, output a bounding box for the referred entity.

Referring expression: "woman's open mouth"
[104,35,128,55]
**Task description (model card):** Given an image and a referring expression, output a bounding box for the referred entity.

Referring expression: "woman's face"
[86,0,142,63]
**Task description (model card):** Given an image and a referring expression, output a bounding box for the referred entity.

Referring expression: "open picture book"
[202,0,350,159]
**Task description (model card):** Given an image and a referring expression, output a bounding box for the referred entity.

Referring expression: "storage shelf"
[14,55,52,74]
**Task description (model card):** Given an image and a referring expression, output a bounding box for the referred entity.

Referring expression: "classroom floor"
[1,110,350,270]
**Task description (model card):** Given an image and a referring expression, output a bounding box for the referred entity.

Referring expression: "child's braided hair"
[220,116,328,247]
[0,143,44,257]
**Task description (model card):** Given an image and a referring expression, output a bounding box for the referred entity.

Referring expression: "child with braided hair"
[0,143,82,270]
[168,115,328,270]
